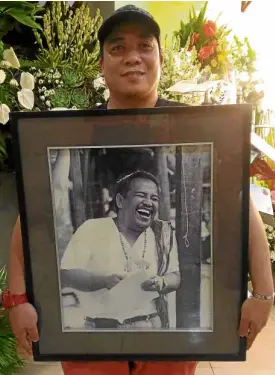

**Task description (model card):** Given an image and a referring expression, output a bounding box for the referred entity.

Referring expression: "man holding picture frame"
[6,5,274,375]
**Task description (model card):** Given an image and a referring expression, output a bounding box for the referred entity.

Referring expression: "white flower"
[41,86,47,92]
[103,89,110,101]
[3,47,20,69]
[20,72,35,90]
[46,100,51,107]
[38,79,44,85]
[0,103,10,125]
[9,78,19,87]
[174,55,181,69]
[0,60,12,69]
[0,69,6,84]
[17,89,34,110]
[55,79,59,84]
[40,95,45,101]
[270,251,275,262]
[93,76,105,90]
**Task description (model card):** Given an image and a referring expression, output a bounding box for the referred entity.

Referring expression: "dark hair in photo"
[115,170,160,199]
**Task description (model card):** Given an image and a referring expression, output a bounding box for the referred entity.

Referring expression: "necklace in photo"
[118,230,148,272]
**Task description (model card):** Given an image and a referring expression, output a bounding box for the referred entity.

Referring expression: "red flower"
[199,46,212,61]
[188,32,200,51]
[203,21,217,38]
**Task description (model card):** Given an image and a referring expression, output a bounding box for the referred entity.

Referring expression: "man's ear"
[159,49,164,67]
[116,193,124,209]
[100,58,104,76]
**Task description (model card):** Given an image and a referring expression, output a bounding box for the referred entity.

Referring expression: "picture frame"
[11,104,251,362]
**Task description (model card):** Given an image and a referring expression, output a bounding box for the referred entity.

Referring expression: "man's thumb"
[238,316,249,337]
[27,327,39,342]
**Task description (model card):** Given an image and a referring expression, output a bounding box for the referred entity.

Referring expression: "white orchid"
[0,70,6,84]
[17,89,34,110]
[3,47,20,69]
[0,103,10,125]
[20,72,35,90]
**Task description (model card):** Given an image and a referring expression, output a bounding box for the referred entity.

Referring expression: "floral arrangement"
[158,35,214,105]
[265,224,275,275]
[0,43,37,163]
[174,3,232,79]
[0,1,106,168]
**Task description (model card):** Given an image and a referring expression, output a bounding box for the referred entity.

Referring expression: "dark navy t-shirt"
[96,97,188,109]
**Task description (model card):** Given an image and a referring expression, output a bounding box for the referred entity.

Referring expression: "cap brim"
[98,11,160,43]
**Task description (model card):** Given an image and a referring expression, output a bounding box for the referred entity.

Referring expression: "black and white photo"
[48,144,213,332]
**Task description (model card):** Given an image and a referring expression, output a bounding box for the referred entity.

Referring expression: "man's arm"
[61,269,125,291]
[239,198,274,349]
[8,216,39,356]
[160,271,181,293]
[8,216,26,294]
[248,199,274,295]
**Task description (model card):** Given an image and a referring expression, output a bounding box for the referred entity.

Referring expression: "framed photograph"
[11,104,251,362]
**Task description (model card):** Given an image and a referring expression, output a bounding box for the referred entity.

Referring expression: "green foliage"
[174,2,208,49]
[61,69,84,88]
[34,1,102,77]
[0,1,42,39]
[71,89,89,109]
[231,35,257,75]
[51,88,71,108]
[0,85,15,109]
[0,267,25,375]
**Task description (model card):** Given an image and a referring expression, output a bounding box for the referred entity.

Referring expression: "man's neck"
[107,92,158,109]
[115,217,144,245]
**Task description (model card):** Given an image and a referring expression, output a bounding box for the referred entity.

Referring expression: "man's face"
[118,177,159,231]
[100,23,162,100]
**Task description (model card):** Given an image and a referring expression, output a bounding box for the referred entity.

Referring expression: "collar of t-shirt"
[95,97,188,109]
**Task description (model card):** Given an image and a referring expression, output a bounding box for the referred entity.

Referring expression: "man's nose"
[142,198,153,207]
[124,49,142,65]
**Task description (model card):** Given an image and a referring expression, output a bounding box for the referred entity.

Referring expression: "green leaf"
[6,8,42,29]
[0,1,36,10]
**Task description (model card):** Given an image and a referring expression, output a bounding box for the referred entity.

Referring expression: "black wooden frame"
[11,104,251,362]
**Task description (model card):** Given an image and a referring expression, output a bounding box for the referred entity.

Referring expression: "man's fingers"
[27,327,39,342]
[247,323,259,350]
[238,314,250,337]
[18,331,32,355]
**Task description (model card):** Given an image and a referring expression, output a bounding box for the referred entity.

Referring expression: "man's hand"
[104,274,125,290]
[141,276,164,292]
[239,297,273,350]
[9,303,39,356]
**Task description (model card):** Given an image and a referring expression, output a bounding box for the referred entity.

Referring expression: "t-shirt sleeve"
[60,220,94,271]
[167,230,179,273]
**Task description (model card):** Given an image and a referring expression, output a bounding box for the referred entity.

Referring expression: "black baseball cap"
[98,5,161,47]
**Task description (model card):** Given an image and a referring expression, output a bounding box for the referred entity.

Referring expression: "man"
[7,5,274,375]
[60,170,180,330]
